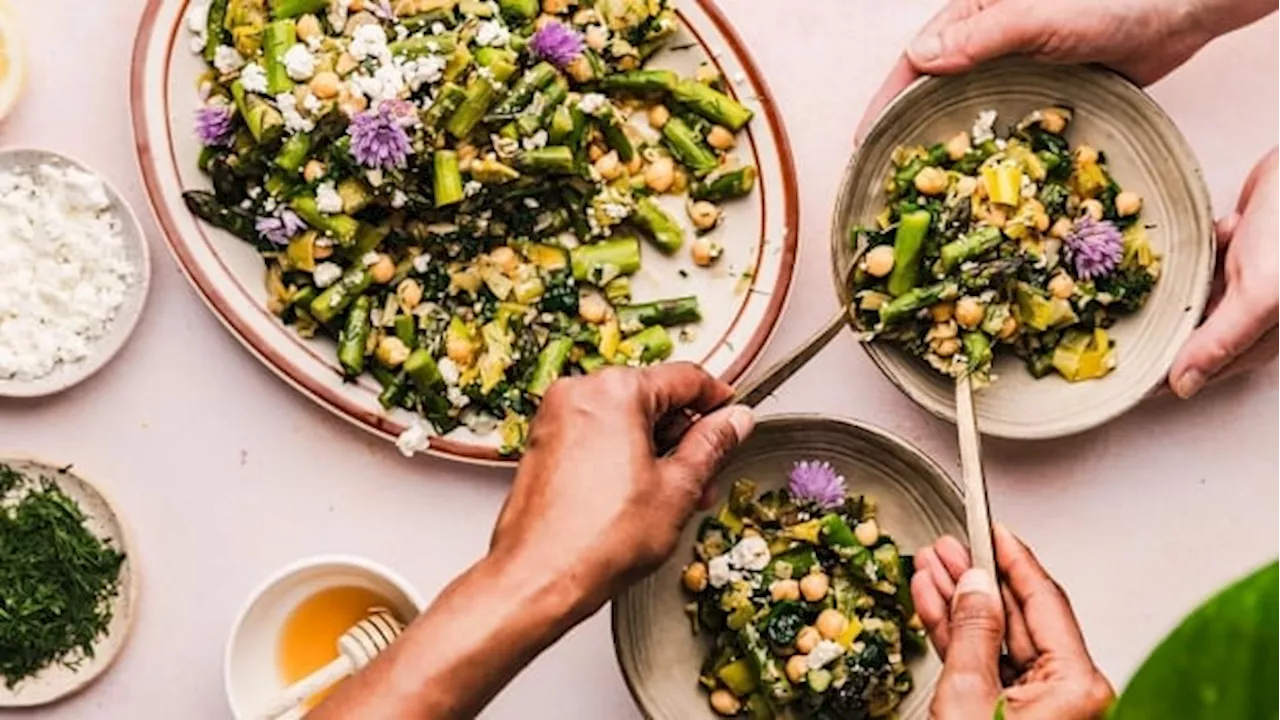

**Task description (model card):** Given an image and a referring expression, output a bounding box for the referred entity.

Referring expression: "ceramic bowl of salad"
[613,415,964,719]
[834,59,1214,439]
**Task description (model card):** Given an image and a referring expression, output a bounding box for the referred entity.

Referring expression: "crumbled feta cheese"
[577,92,608,115]
[807,640,844,670]
[315,182,343,214]
[301,92,322,115]
[474,20,510,47]
[446,385,471,408]
[239,63,268,94]
[328,0,352,36]
[365,169,385,187]
[412,253,433,273]
[349,23,391,62]
[430,21,446,35]
[312,261,343,288]
[727,536,771,571]
[395,420,434,457]
[391,190,408,209]
[403,55,446,91]
[282,43,317,81]
[463,180,483,197]
[186,1,210,53]
[491,135,519,159]
[972,109,997,145]
[1020,172,1037,199]
[523,197,540,209]
[361,251,381,266]
[212,45,245,74]
[437,357,461,385]
[0,164,135,380]
[707,555,736,588]
[276,93,315,134]
[521,129,548,151]
[395,24,409,40]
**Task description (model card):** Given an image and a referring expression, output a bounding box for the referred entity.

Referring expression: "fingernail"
[1173,369,1205,399]
[908,33,943,63]
[955,568,998,598]
[725,405,755,443]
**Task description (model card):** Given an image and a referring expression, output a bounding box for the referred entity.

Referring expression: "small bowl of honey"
[224,555,425,719]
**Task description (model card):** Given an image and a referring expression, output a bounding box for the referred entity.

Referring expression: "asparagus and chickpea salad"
[181,0,758,452]
[850,107,1160,385]
[681,461,923,719]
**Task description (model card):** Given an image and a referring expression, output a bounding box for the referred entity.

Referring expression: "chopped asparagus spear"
[493,62,559,116]
[275,132,312,172]
[434,150,464,207]
[570,236,642,284]
[887,209,931,297]
[616,297,701,334]
[290,196,360,245]
[691,166,757,201]
[269,0,327,19]
[940,226,1003,272]
[338,295,373,377]
[446,50,518,138]
[183,190,275,251]
[879,281,955,326]
[661,116,718,176]
[405,349,444,391]
[497,0,538,21]
[592,103,635,162]
[389,32,459,59]
[422,83,467,130]
[671,80,753,130]
[631,197,685,254]
[618,325,674,363]
[377,370,410,409]
[515,146,576,175]
[262,19,297,94]
[598,69,678,95]
[310,267,374,324]
[204,0,230,62]
[231,80,284,143]
[528,336,574,396]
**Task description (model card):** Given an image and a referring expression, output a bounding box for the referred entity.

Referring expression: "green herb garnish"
[0,464,126,688]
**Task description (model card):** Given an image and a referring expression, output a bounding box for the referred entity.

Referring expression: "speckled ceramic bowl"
[613,415,964,719]
[833,60,1214,439]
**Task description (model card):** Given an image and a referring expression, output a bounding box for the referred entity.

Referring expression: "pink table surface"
[1,1,1276,717]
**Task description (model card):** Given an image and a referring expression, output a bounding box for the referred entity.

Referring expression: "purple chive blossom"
[255,209,307,246]
[529,21,585,69]
[368,0,393,18]
[788,460,847,509]
[1065,216,1124,280]
[195,104,235,147]
[348,103,413,170]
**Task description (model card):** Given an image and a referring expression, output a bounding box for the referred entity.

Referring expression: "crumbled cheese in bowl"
[0,162,136,382]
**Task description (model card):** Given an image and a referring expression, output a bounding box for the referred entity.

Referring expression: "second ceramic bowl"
[833,59,1214,439]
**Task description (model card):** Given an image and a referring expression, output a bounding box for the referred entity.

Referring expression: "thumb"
[907,2,1044,74]
[937,569,1004,711]
[661,405,754,488]
[1170,289,1276,399]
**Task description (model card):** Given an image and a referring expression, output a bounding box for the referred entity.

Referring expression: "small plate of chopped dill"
[0,458,137,707]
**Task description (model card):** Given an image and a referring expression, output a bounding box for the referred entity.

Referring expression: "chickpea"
[691,236,723,267]
[785,654,810,684]
[1115,190,1143,217]
[338,91,369,117]
[671,169,689,194]
[914,166,949,196]
[310,71,341,99]
[375,336,410,367]
[954,296,986,330]
[1080,198,1104,221]
[1040,107,1069,134]
[303,159,327,183]
[313,238,334,260]
[854,519,880,547]
[1050,216,1074,240]
[864,244,895,278]
[1048,273,1076,299]
[1075,145,1099,166]
[946,131,971,161]
[578,292,612,324]
[644,156,675,193]
[795,626,821,654]
[489,246,520,275]
[565,55,594,83]
[396,278,423,311]
[981,204,1008,229]
[930,302,954,323]
[626,151,643,176]
[617,55,639,71]
[370,254,396,284]
[647,104,670,129]
[542,0,571,13]
[934,337,962,357]
[771,579,801,602]
[709,689,741,717]
[593,151,623,181]
[586,142,606,162]
[682,562,708,593]
[954,175,978,198]
[998,314,1019,340]
[816,609,849,640]
[859,292,887,312]
[706,125,736,151]
[295,14,322,41]
[349,0,365,10]
[799,572,830,602]
[929,320,958,341]
[688,200,721,231]
[446,335,476,365]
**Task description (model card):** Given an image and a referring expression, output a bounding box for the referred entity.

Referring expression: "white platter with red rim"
[132,0,798,465]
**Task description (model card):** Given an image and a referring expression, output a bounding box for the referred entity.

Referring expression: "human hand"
[1170,148,1279,398]
[912,524,1114,720]
[856,0,1275,144]
[490,363,755,611]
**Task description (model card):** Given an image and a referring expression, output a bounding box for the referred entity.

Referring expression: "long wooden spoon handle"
[955,374,997,577]
[733,307,849,409]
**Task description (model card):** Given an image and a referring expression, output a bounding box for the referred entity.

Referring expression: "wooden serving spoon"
[256,609,403,720]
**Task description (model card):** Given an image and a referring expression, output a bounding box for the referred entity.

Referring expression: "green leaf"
[1109,561,1278,720]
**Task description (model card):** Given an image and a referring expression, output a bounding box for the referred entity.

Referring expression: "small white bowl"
[0,148,151,398]
[224,555,426,720]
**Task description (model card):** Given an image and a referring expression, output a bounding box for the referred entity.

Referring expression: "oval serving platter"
[832,60,1214,440]
[132,0,798,465]
[614,415,965,720]
[0,457,139,708]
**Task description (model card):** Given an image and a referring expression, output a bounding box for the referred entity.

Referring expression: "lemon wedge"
[0,0,26,123]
